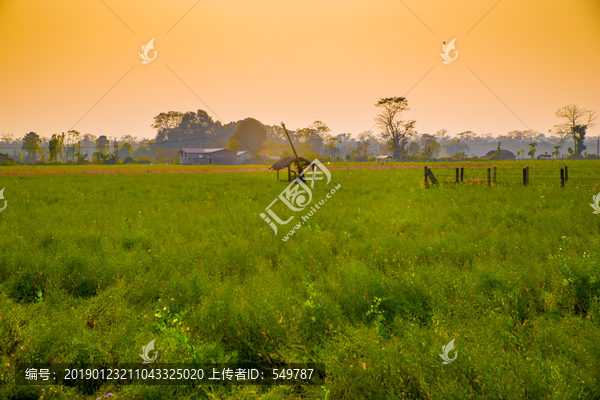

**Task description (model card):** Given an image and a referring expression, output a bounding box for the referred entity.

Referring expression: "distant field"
[1,159,599,177]
[1,162,600,399]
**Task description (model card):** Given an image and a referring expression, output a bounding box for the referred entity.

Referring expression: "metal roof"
[179,148,228,154]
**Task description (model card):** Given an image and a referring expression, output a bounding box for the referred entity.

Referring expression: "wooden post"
[523,168,527,185]
[487,168,491,186]
[424,166,428,186]
[288,166,298,182]
[493,166,497,183]
[560,169,564,187]
[427,168,438,184]
[564,166,568,182]
[455,168,459,184]
[281,122,304,182]
[460,167,464,182]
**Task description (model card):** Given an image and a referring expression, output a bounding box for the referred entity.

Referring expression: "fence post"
[427,168,438,184]
[523,168,527,185]
[487,168,491,186]
[455,168,459,184]
[424,166,428,186]
[493,166,497,183]
[460,167,464,182]
[560,168,564,188]
[565,166,568,182]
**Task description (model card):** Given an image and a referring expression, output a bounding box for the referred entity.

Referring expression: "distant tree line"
[0,103,596,165]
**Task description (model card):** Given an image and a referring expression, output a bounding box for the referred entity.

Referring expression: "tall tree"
[375,97,416,161]
[119,134,138,144]
[325,137,342,161]
[443,139,469,156]
[408,142,420,158]
[528,142,537,159]
[435,129,449,140]
[49,134,61,162]
[552,104,596,156]
[22,132,41,162]
[152,110,222,149]
[96,135,110,154]
[420,134,441,161]
[225,136,242,151]
[65,130,81,162]
[308,121,331,154]
[118,142,133,159]
[152,111,184,143]
[233,118,267,155]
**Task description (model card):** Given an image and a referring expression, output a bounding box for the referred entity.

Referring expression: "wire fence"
[423,165,600,189]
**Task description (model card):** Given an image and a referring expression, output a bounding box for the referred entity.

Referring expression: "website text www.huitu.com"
[281,183,341,241]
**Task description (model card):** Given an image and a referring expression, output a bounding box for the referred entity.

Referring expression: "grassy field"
[1,161,600,399]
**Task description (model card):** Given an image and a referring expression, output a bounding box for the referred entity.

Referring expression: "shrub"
[9,270,47,304]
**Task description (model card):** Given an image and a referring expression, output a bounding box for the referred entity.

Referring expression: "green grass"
[1,163,600,399]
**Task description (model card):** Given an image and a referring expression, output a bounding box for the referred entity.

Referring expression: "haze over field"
[1,0,599,139]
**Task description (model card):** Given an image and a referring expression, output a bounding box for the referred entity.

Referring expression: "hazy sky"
[1,0,599,140]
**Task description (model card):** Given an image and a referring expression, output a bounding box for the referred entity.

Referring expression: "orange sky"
[1,0,599,140]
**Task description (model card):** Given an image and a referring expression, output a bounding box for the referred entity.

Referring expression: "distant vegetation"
[1,103,596,166]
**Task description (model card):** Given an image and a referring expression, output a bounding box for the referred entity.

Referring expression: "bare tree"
[552,104,597,156]
[375,97,416,161]
[434,129,449,140]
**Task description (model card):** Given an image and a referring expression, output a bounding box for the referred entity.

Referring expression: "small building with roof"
[177,148,237,165]
[484,149,516,161]
[236,151,253,164]
[0,154,16,165]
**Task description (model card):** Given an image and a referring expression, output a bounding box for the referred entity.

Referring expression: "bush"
[1,159,13,166]
[123,156,135,164]
[136,156,152,164]
[9,270,47,304]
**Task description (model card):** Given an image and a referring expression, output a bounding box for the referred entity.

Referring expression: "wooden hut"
[376,155,392,165]
[269,156,311,181]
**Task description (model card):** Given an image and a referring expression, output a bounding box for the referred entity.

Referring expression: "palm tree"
[553,146,561,159]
